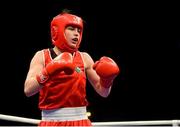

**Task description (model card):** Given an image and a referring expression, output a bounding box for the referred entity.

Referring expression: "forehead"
[66,25,82,29]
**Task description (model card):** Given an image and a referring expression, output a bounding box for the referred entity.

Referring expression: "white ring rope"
[0,114,179,126]
[0,114,40,124]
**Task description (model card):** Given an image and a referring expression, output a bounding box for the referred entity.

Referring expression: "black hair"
[61,8,73,14]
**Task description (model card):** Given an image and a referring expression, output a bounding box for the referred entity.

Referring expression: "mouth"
[72,38,78,41]
[71,38,78,44]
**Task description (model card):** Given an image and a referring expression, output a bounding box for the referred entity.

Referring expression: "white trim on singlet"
[41,106,88,121]
[42,50,45,67]
[47,48,53,60]
[79,51,86,74]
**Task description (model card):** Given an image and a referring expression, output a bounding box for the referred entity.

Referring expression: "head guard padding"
[51,13,83,53]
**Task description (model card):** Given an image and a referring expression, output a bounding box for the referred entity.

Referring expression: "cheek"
[64,30,73,37]
[64,31,71,40]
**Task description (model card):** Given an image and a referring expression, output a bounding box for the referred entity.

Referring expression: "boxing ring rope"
[0,114,180,126]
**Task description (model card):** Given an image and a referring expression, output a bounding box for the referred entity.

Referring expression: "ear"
[51,26,58,42]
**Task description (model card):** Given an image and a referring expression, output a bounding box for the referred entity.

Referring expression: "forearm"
[92,56,119,97]
[89,78,112,98]
[24,77,43,97]
[95,83,112,97]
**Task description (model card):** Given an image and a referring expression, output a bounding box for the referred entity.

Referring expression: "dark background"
[0,0,180,126]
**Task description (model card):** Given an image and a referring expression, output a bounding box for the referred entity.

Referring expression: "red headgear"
[51,13,83,53]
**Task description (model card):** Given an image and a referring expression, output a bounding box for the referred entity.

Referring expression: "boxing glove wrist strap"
[36,69,49,84]
[100,78,113,88]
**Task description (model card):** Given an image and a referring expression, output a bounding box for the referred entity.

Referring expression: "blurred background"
[0,0,179,125]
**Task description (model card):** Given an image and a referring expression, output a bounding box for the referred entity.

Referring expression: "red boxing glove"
[93,56,120,88]
[36,52,75,84]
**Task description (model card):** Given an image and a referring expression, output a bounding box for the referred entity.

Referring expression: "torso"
[39,48,88,110]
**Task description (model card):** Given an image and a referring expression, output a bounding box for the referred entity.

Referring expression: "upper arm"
[82,52,112,98]
[25,50,44,80]
[82,52,100,87]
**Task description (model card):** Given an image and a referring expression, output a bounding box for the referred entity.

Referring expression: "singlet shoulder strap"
[73,51,85,74]
[42,48,52,66]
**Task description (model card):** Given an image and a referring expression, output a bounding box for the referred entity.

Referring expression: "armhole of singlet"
[42,49,52,67]
[79,51,86,76]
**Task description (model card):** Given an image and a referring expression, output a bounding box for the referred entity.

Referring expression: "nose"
[74,28,80,36]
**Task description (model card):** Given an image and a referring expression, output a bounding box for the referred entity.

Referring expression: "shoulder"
[30,49,46,64]
[80,51,94,69]
[33,48,50,57]
[33,49,44,58]
[80,52,93,61]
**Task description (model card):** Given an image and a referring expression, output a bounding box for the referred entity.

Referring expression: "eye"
[77,28,81,33]
[67,26,74,30]
[66,26,81,33]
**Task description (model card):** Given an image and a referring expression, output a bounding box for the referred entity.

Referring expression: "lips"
[71,38,78,44]
[72,38,78,41]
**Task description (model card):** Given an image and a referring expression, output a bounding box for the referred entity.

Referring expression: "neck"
[53,46,75,56]
[53,46,62,55]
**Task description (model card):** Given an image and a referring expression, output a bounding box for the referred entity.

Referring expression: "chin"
[70,44,77,49]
